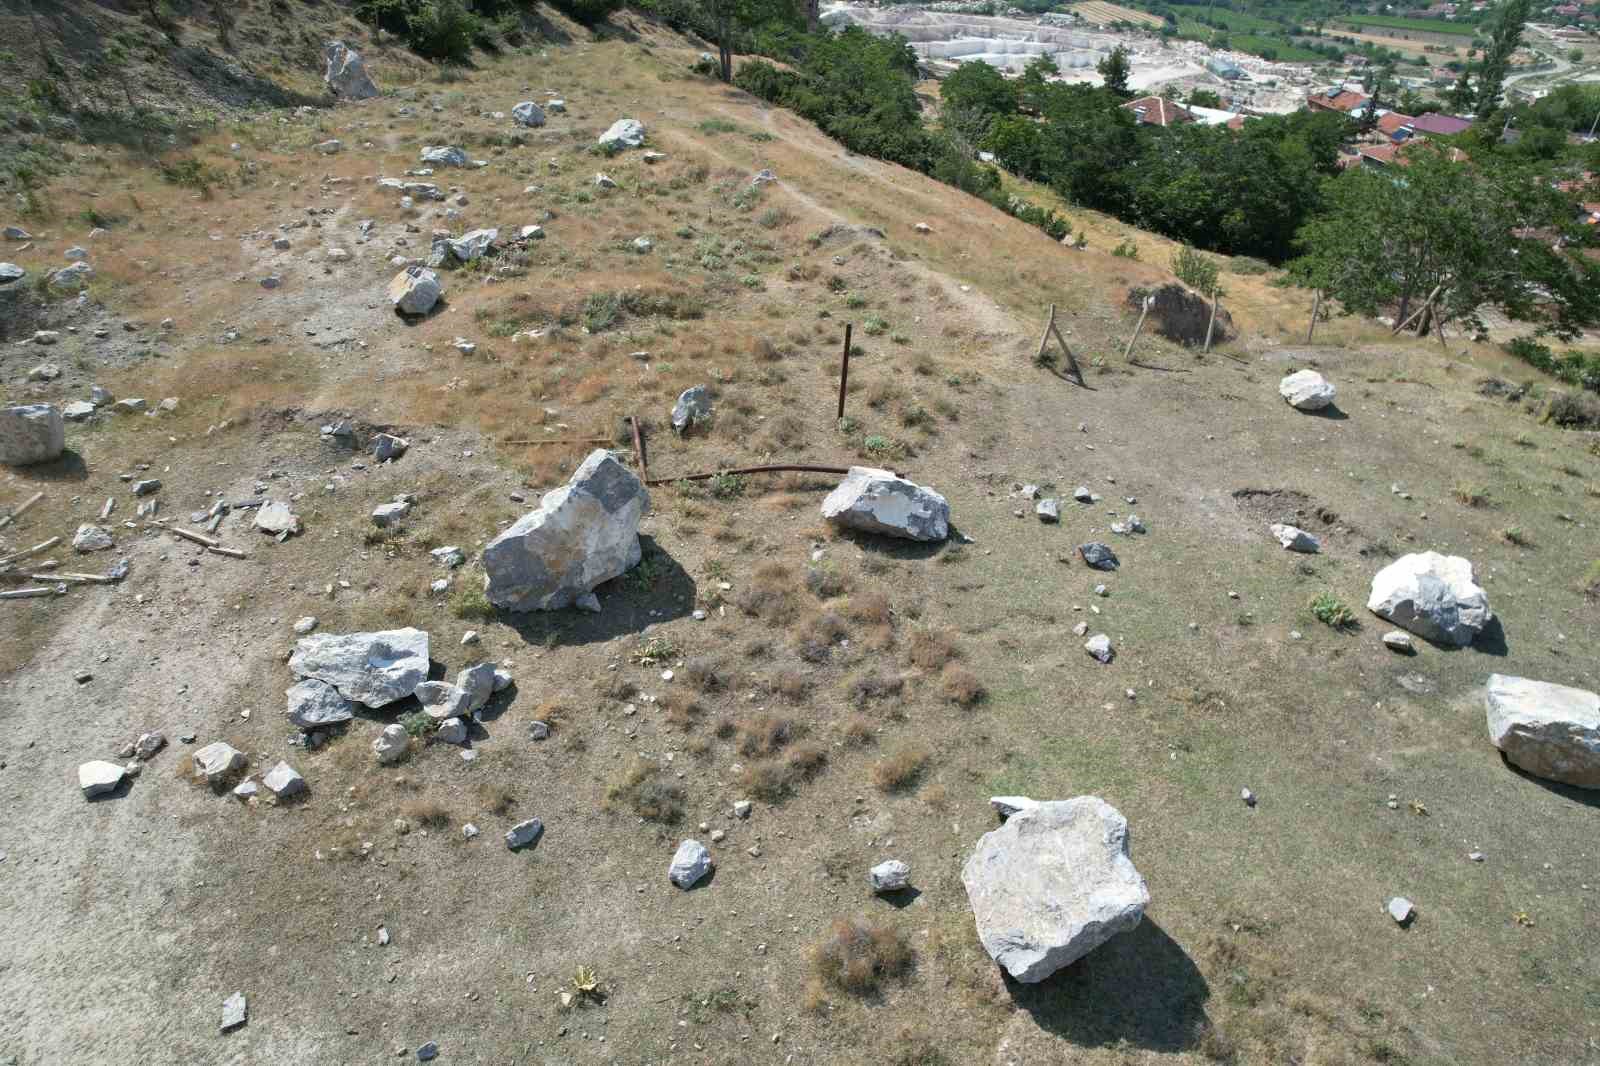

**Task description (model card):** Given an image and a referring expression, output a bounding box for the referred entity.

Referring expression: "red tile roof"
[1121,96,1197,127]
[1308,89,1369,113]
[1376,112,1416,135]
[1411,112,1472,135]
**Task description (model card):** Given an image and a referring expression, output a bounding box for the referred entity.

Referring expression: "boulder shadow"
[395,297,449,325]
[8,449,89,483]
[1501,756,1600,810]
[1469,616,1508,657]
[85,777,135,803]
[834,527,967,562]
[1300,403,1350,421]
[1006,918,1211,1054]
[875,886,922,910]
[501,535,694,648]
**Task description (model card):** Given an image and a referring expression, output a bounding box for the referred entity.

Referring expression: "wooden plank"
[0,536,62,568]
[0,491,44,532]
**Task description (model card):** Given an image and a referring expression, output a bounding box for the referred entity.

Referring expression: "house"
[1307,88,1371,113]
[1121,96,1197,127]
[1553,3,1581,15]
[1207,56,1244,79]
[1376,112,1418,139]
[1359,140,1469,168]
[1411,112,1472,135]
[1187,104,1248,127]
[1345,53,1369,66]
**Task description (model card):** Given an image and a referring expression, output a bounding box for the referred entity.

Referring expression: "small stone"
[734,800,753,819]
[262,760,306,797]
[72,524,114,553]
[1078,543,1119,571]
[293,616,318,635]
[463,823,480,839]
[221,992,247,1033]
[416,1042,439,1062]
[78,760,125,798]
[232,778,258,800]
[506,818,544,850]
[1241,788,1256,807]
[1035,498,1060,523]
[1468,851,1485,862]
[869,859,911,893]
[373,723,409,765]
[371,500,411,527]
[461,630,480,646]
[528,720,550,741]
[1270,523,1320,553]
[436,717,468,745]
[134,731,165,759]
[669,839,712,889]
[130,479,162,497]
[1072,621,1088,637]
[431,546,466,568]
[1388,897,1415,924]
[1382,631,1414,653]
[1084,634,1113,663]
[193,742,246,782]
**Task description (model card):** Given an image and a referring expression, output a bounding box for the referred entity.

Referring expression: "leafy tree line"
[355,0,624,61]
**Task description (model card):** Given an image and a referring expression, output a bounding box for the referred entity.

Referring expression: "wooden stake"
[645,463,851,488]
[155,522,220,548]
[1,587,57,600]
[1036,304,1085,387]
[1203,290,1220,353]
[627,415,647,480]
[1305,289,1323,343]
[0,491,44,532]
[1122,296,1154,362]
[1393,284,1442,335]
[28,572,114,584]
[206,546,248,559]
[0,536,61,568]
[836,323,853,422]
[502,436,610,446]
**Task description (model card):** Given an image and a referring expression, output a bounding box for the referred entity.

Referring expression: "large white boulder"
[960,797,1150,983]
[1279,370,1335,411]
[449,228,497,263]
[1367,552,1490,647]
[512,101,547,127]
[324,40,379,100]
[0,404,65,466]
[389,266,442,316]
[598,118,646,151]
[821,467,949,542]
[289,628,431,707]
[1485,674,1600,789]
[481,450,649,612]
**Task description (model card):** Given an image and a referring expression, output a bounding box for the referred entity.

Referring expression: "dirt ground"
[1,14,1598,1066]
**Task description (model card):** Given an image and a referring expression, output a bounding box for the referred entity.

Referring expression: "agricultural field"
[1336,13,1480,37]
[1071,0,1168,28]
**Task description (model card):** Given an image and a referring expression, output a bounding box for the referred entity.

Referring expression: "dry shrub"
[845,590,892,627]
[793,610,849,661]
[682,656,726,692]
[476,783,517,815]
[594,675,639,701]
[866,380,902,410]
[737,742,827,801]
[604,759,685,824]
[751,336,785,361]
[940,665,986,708]
[660,689,704,731]
[906,627,960,670]
[805,565,853,600]
[842,715,876,745]
[737,714,793,756]
[773,668,812,702]
[401,798,453,830]
[873,747,930,792]
[809,917,913,1001]
[736,561,802,623]
[848,668,904,707]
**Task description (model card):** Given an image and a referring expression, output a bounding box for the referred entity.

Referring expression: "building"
[1121,96,1197,128]
[1307,88,1371,113]
[1359,140,1470,168]
[1207,56,1243,80]
[1411,112,1473,135]
[1376,112,1418,140]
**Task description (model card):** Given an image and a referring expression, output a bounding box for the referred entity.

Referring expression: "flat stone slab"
[289,628,430,707]
[1485,673,1600,789]
[286,678,355,730]
[79,760,125,798]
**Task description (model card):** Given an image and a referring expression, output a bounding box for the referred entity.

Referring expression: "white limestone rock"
[373,723,409,764]
[671,385,712,434]
[1367,552,1490,647]
[450,228,497,262]
[193,742,246,782]
[436,717,468,745]
[1485,674,1600,789]
[388,266,442,316]
[1279,369,1335,411]
[414,680,474,721]
[961,797,1149,983]
[669,838,712,889]
[324,40,379,100]
[420,145,468,167]
[512,101,547,127]
[597,118,646,151]
[481,449,649,612]
[286,678,355,730]
[820,466,949,542]
[79,760,125,798]
[72,524,114,552]
[289,627,431,707]
[262,760,306,798]
[1270,523,1320,553]
[506,818,544,850]
[0,404,65,466]
[869,859,911,893]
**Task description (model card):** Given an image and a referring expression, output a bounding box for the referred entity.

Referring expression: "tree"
[1188,88,1224,109]
[705,0,793,83]
[940,61,1017,119]
[1289,145,1600,339]
[1447,68,1475,112]
[1096,45,1133,99]
[1472,0,1531,123]
[1018,53,1059,112]
[1360,64,1394,135]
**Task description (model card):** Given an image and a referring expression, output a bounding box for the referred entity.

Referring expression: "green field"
[1234,33,1328,61]
[1337,14,1478,36]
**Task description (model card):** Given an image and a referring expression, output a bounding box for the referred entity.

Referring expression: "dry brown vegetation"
[872,747,931,793]
[604,759,685,824]
[807,916,914,1006]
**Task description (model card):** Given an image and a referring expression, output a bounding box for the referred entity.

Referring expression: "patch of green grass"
[1310,592,1356,630]
[709,472,746,499]
[450,582,496,621]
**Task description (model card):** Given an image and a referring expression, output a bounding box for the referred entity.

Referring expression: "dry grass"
[848,668,905,708]
[906,626,960,670]
[735,561,802,624]
[939,664,986,708]
[807,916,913,1006]
[844,590,893,627]
[872,747,930,793]
[792,609,849,661]
[660,689,705,732]
[681,656,727,692]
[771,668,812,702]
[604,759,685,824]
[842,715,878,746]
[735,714,794,757]
[476,783,517,816]
[736,741,827,802]
[401,798,453,831]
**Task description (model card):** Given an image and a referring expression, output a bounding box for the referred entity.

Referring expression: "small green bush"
[1310,592,1356,630]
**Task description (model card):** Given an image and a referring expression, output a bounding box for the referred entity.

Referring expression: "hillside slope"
[1,12,1597,1066]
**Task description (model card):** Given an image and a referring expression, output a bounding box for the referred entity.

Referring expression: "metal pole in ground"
[836,323,853,422]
